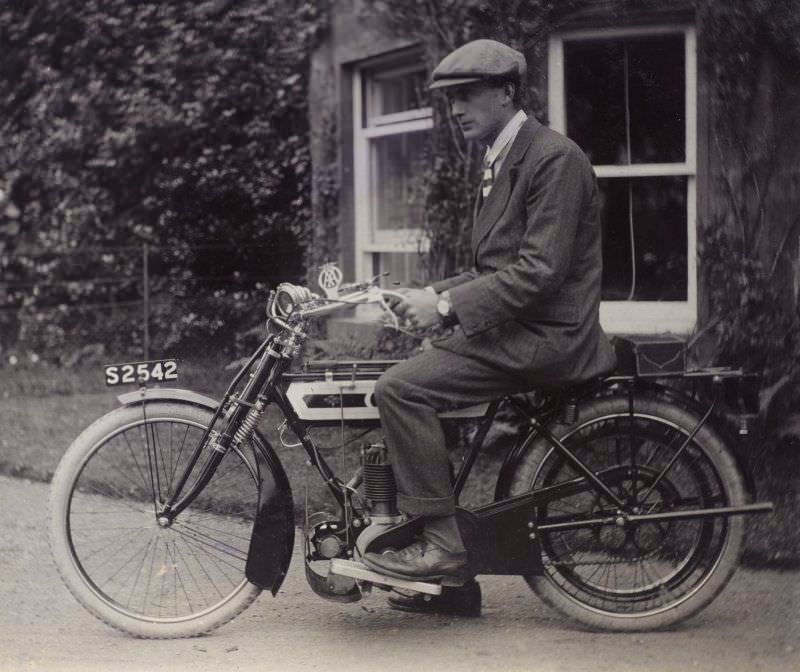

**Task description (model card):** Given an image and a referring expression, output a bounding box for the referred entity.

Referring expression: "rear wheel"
[49,402,265,638]
[506,395,746,631]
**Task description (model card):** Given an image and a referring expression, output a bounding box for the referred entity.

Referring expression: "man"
[362,39,617,615]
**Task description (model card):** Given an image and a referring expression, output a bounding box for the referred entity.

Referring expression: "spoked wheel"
[506,395,747,631]
[49,402,266,638]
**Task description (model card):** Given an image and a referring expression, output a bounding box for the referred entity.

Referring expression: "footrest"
[329,559,443,596]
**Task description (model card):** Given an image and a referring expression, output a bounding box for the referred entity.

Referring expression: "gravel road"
[1,474,797,672]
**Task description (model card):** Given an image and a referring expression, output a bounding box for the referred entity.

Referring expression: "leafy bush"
[0,0,328,359]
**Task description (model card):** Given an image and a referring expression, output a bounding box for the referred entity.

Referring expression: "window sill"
[600,301,695,335]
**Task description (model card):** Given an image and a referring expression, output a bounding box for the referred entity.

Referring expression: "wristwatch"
[436,291,458,328]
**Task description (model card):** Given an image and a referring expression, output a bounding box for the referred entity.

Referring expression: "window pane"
[565,35,685,164]
[565,40,627,165]
[366,68,429,120]
[373,252,423,286]
[371,130,428,232]
[627,36,685,163]
[600,176,687,301]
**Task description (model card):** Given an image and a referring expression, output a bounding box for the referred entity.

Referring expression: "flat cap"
[429,39,526,90]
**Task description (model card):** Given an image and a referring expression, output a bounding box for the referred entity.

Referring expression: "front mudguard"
[117,387,295,595]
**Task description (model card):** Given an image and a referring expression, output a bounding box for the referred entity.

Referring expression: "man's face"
[446,81,511,144]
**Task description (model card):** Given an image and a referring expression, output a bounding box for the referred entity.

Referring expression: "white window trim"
[368,108,433,129]
[362,116,432,138]
[548,25,698,335]
[353,64,433,282]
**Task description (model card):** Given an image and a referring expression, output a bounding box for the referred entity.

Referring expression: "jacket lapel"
[471,117,542,255]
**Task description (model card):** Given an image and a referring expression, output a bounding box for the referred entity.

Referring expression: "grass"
[0,356,239,482]
[0,358,373,511]
[1,359,797,568]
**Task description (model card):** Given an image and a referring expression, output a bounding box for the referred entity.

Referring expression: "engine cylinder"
[362,443,398,516]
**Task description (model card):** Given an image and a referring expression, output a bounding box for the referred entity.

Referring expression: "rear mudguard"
[632,380,758,499]
[495,382,758,501]
[117,387,295,595]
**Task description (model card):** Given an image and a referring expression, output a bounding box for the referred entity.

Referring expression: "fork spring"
[232,405,264,446]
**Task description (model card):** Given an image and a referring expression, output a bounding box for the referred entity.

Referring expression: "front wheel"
[49,402,267,638]
[505,394,747,631]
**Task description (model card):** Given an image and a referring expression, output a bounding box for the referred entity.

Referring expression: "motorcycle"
[48,264,773,638]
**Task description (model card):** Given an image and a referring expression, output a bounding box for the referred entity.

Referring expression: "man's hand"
[392,288,440,329]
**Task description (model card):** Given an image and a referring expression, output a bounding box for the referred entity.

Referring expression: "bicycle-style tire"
[504,394,747,631]
[49,402,267,638]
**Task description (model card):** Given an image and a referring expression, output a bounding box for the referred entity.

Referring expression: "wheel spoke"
[60,411,263,627]
[125,536,155,609]
[173,534,223,603]
[177,517,252,543]
[121,431,153,496]
[171,523,249,564]
[95,534,156,592]
[181,534,240,592]
[76,483,150,515]
[168,424,192,493]
[510,404,742,625]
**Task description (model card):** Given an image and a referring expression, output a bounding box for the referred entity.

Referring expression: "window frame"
[353,59,433,282]
[548,24,698,334]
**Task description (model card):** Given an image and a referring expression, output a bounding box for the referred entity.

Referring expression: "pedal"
[329,559,443,596]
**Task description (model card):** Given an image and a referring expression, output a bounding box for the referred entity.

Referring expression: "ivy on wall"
[695,0,800,439]
[307,108,341,283]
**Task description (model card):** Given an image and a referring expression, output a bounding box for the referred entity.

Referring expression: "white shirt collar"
[484,109,528,166]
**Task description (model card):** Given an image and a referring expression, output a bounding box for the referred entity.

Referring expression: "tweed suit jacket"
[430,116,617,388]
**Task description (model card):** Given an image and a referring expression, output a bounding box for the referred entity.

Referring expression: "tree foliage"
[0,0,328,358]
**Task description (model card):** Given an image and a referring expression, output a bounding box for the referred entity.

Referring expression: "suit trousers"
[374,345,530,517]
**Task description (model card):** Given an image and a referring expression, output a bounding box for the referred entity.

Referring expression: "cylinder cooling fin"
[361,443,398,516]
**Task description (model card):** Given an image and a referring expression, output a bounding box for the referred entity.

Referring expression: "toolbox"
[613,335,687,377]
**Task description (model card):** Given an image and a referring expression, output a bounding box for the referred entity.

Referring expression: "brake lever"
[372,287,406,332]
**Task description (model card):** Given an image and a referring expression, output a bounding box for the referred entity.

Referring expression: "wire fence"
[0,239,304,363]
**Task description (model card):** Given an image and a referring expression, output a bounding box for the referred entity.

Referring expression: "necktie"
[481,157,495,199]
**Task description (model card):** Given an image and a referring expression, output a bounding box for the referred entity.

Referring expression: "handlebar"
[296,285,382,318]
[267,278,405,324]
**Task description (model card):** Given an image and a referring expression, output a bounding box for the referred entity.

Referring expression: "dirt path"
[1,474,798,672]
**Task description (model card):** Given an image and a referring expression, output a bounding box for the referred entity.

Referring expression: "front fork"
[155,337,290,522]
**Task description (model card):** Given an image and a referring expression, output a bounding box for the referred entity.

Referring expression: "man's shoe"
[362,539,470,586]
[388,580,481,617]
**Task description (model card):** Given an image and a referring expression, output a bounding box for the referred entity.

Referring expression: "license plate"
[104,360,178,386]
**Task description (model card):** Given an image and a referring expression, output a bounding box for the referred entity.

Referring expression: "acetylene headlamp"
[271,283,314,318]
